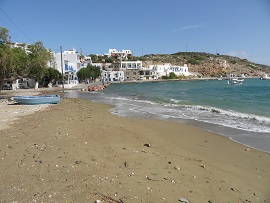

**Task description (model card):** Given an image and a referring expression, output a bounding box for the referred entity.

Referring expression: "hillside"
[138,52,270,77]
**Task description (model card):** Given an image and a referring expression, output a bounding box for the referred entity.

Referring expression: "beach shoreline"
[0,89,270,202]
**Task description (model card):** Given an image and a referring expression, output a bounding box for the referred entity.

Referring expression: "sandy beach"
[0,90,269,202]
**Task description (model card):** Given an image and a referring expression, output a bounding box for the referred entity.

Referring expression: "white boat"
[217,76,223,80]
[227,78,244,85]
[260,74,270,80]
[11,94,60,105]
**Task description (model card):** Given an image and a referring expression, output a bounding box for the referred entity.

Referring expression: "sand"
[0,91,269,202]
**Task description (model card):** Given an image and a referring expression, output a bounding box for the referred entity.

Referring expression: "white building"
[141,63,191,80]
[102,70,125,82]
[9,42,32,54]
[145,64,170,79]
[120,61,142,69]
[53,48,81,88]
[168,64,189,76]
[107,49,132,60]
[80,55,92,68]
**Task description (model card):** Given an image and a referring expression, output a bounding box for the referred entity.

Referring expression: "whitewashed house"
[148,64,170,79]
[138,69,157,80]
[168,64,189,76]
[80,55,92,68]
[107,49,132,60]
[121,61,142,69]
[120,61,142,80]
[53,48,81,88]
[102,70,125,82]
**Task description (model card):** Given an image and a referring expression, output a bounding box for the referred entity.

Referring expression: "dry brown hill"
[139,52,270,77]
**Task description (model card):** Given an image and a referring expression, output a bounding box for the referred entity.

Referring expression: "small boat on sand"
[11,94,60,105]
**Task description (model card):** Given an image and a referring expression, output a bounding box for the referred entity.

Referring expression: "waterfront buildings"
[11,43,193,88]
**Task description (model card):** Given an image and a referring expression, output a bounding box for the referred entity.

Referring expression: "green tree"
[90,54,97,62]
[10,45,29,79]
[187,58,200,65]
[88,64,101,80]
[26,41,53,89]
[161,72,177,80]
[105,57,114,63]
[0,27,10,44]
[168,72,177,79]
[43,67,62,88]
[0,27,12,91]
[76,67,91,81]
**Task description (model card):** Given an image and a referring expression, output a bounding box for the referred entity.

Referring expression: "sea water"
[65,78,270,153]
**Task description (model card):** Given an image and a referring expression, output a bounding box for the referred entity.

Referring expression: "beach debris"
[147,187,153,191]
[143,143,151,147]
[141,148,147,153]
[174,166,181,170]
[95,200,101,203]
[128,172,134,177]
[99,193,125,203]
[245,148,251,151]
[146,176,153,180]
[179,197,189,202]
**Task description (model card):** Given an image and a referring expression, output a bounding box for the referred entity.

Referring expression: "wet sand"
[0,93,269,202]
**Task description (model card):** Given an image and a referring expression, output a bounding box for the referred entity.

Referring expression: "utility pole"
[60,46,64,92]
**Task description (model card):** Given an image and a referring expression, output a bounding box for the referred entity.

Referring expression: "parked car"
[17,78,35,89]
[1,82,12,90]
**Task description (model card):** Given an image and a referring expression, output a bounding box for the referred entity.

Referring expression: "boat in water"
[260,73,270,80]
[227,78,244,85]
[11,94,60,105]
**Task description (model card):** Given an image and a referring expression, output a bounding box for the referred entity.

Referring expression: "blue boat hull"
[11,94,60,105]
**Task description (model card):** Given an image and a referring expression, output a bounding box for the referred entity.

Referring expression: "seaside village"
[6,43,194,90]
[53,48,193,89]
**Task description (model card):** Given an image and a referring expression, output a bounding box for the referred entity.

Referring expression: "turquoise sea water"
[66,78,270,153]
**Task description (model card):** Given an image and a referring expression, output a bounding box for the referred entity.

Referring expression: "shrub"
[187,58,200,65]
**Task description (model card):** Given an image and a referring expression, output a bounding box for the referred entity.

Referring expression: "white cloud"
[227,50,249,59]
[171,24,203,32]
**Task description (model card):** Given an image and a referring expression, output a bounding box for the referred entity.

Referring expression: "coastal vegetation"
[76,64,101,82]
[43,67,62,88]
[0,27,57,90]
[161,72,187,80]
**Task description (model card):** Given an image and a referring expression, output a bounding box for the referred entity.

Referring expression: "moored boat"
[11,94,60,105]
[260,73,270,80]
[227,78,244,85]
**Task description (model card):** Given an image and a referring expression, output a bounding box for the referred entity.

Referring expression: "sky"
[1,0,270,65]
